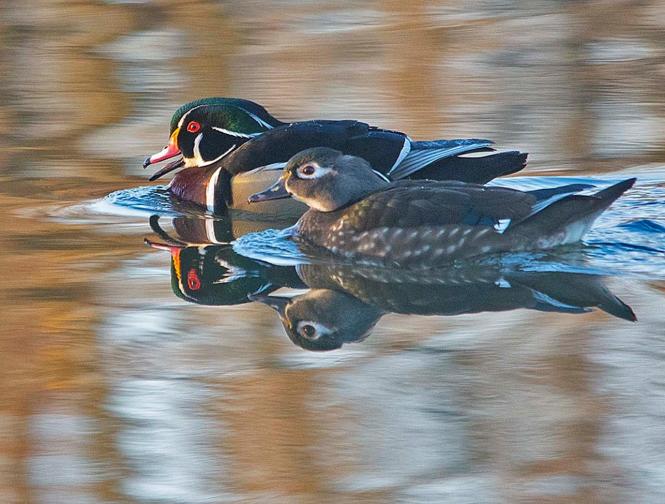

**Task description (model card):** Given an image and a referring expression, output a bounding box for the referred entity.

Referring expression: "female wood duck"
[143,97,528,215]
[249,147,636,267]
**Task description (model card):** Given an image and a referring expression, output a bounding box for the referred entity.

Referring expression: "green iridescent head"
[168,97,282,135]
[145,97,284,178]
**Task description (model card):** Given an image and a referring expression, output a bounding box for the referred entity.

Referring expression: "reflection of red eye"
[187,268,201,290]
[187,121,201,133]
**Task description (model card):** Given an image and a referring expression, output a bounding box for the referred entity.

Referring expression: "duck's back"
[219,120,408,175]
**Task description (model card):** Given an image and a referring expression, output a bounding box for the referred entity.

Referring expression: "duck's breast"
[231,169,307,218]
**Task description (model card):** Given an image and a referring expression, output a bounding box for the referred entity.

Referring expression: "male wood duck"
[143,97,528,215]
[251,265,635,351]
[249,147,636,267]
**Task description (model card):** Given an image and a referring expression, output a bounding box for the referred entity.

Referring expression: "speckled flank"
[320,224,508,266]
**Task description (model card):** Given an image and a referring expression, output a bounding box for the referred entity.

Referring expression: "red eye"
[300,164,316,176]
[187,268,201,290]
[187,121,201,133]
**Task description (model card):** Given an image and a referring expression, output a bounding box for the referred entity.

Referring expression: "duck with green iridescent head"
[143,97,528,216]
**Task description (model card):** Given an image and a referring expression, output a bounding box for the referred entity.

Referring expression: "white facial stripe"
[178,105,207,128]
[198,143,236,167]
[245,110,275,129]
[206,166,223,212]
[179,104,273,134]
[212,268,245,284]
[212,257,245,283]
[211,126,254,138]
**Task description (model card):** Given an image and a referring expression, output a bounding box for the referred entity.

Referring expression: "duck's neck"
[326,175,390,211]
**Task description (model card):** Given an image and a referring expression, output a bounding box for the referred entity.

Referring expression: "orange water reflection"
[1,1,665,502]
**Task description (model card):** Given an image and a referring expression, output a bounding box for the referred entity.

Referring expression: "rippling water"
[2,2,665,503]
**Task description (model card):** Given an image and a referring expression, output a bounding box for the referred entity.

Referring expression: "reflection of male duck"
[145,215,303,305]
[251,264,636,351]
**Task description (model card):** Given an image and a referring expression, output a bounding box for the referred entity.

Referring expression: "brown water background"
[2,1,665,503]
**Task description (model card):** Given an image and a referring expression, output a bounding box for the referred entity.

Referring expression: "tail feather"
[407,150,528,184]
[388,139,494,180]
[593,177,637,201]
[509,272,636,321]
[527,183,595,201]
[508,178,636,243]
[598,292,637,322]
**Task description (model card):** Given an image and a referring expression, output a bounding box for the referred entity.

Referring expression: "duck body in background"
[143,97,528,215]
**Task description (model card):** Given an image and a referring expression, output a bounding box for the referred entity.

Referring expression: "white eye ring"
[296,162,326,179]
[296,320,331,340]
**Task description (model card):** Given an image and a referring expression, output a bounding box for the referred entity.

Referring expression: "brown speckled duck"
[249,147,636,267]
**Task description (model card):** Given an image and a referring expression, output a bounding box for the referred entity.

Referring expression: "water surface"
[2,2,665,503]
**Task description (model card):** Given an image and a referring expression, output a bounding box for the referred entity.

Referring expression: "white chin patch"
[193,133,205,166]
[291,194,331,212]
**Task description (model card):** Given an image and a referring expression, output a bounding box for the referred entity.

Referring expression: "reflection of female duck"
[251,265,636,351]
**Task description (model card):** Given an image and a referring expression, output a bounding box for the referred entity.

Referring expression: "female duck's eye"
[187,268,201,290]
[300,324,317,339]
[299,164,316,177]
[187,121,201,133]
